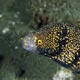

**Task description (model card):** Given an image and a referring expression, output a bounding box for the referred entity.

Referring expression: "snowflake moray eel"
[22,23,80,73]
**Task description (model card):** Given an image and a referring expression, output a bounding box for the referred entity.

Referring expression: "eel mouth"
[22,32,38,53]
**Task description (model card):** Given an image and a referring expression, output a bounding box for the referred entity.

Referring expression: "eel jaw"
[22,32,38,53]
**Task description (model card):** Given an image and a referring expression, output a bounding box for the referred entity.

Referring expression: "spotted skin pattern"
[35,23,80,73]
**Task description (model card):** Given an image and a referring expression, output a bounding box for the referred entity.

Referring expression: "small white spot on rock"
[14,46,18,49]
[12,21,16,25]
[14,11,20,18]
[2,27,9,34]
[8,21,16,26]
[43,1,47,7]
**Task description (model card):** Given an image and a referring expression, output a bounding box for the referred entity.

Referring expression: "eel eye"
[37,39,43,45]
